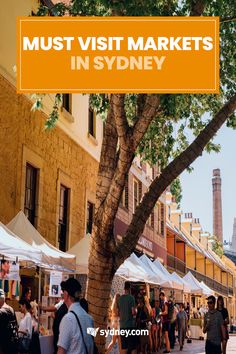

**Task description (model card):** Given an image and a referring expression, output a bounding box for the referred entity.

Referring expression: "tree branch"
[115,94,236,265]
[190,0,206,16]
[96,103,118,210]
[111,94,129,146]
[132,95,160,150]
[220,17,236,23]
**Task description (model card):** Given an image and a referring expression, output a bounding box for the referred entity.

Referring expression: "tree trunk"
[87,227,116,352]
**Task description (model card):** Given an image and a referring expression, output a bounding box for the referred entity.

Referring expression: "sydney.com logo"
[87,327,149,338]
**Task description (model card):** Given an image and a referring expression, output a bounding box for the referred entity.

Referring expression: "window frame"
[24,163,38,226]
[58,184,69,252]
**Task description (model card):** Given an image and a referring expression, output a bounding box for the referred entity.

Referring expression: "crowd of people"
[0,279,93,354]
[106,283,190,354]
[0,279,231,354]
[106,282,230,354]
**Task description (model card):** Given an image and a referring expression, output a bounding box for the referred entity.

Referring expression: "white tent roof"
[170,272,192,293]
[68,235,90,274]
[183,271,204,295]
[7,211,75,271]
[153,259,183,290]
[0,222,42,264]
[116,254,152,283]
[200,281,214,296]
[153,259,170,276]
[140,254,173,288]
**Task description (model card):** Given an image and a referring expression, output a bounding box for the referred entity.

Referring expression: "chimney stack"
[212,169,223,243]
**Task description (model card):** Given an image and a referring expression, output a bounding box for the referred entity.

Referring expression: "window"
[62,94,72,114]
[147,209,155,228]
[133,180,142,212]
[58,185,69,251]
[86,201,95,234]
[24,163,38,226]
[120,176,129,209]
[88,108,96,137]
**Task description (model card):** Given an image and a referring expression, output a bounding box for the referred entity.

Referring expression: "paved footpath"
[170,335,236,353]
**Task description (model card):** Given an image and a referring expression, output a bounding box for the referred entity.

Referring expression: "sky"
[180,124,236,243]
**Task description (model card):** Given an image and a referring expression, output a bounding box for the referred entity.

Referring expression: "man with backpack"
[0,288,18,354]
[159,291,171,353]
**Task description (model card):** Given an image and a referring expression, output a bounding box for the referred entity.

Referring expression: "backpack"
[167,301,174,321]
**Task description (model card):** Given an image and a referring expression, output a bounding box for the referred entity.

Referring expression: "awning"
[200,281,214,296]
[0,222,42,264]
[139,254,173,288]
[183,271,204,295]
[153,258,183,290]
[68,235,90,274]
[170,272,192,293]
[7,211,76,272]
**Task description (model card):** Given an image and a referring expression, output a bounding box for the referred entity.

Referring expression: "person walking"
[168,298,177,350]
[159,291,171,353]
[18,299,33,353]
[203,295,226,354]
[0,289,18,354]
[217,296,229,354]
[57,278,94,354]
[176,303,187,351]
[52,283,68,354]
[136,295,150,354]
[105,294,121,354]
[117,282,137,354]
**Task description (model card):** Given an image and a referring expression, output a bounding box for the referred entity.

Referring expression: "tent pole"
[38,268,42,303]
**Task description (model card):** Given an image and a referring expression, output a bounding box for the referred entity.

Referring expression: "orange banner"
[17,17,219,93]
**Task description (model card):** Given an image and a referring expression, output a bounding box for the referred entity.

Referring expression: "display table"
[39,335,54,354]
[189,318,205,339]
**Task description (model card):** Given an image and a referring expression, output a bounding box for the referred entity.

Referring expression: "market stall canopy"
[183,271,203,295]
[170,272,192,293]
[7,211,75,272]
[140,254,173,288]
[153,259,183,290]
[68,234,90,274]
[0,222,42,263]
[116,253,152,283]
[200,281,214,296]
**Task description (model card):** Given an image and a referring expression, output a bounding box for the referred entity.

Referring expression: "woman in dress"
[217,296,229,354]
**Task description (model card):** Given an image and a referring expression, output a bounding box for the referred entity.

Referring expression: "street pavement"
[170,335,236,353]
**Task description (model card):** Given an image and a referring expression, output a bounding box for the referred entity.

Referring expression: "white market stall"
[183,271,204,295]
[140,254,173,288]
[170,271,192,293]
[153,258,183,290]
[7,211,76,272]
[68,234,90,274]
[0,222,42,263]
[200,281,214,296]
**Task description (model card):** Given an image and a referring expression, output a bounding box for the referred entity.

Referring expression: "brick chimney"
[212,169,223,243]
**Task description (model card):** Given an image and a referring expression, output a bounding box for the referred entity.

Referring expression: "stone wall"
[0,75,98,248]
